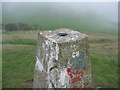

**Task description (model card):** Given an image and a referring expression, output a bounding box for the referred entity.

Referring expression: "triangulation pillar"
[33,28,92,88]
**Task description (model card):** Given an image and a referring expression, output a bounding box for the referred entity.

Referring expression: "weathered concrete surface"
[33,28,92,88]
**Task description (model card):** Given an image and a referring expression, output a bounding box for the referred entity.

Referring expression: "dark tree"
[4,23,18,31]
[2,24,5,30]
[18,23,33,30]
[18,23,24,30]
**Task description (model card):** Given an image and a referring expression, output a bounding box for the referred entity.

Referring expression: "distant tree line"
[2,23,42,31]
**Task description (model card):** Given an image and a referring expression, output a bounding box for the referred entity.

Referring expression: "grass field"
[1,30,118,88]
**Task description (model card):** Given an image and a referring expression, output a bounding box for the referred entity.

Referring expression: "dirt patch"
[25,79,33,84]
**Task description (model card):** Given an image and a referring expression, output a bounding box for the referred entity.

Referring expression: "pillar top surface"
[39,28,87,43]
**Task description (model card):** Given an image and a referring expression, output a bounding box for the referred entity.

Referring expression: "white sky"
[1,0,120,2]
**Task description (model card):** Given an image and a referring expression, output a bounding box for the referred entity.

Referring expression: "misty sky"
[2,2,118,34]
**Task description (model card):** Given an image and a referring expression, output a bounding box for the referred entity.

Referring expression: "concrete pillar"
[33,28,92,88]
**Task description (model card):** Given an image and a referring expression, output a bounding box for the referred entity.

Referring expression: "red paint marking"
[67,68,71,73]
[67,68,84,79]
[71,72,75,74]
[71,71,84,75]
[75,71,79,74]
[72,85,77,88]
[83,67,87,70]
[67,68,73,78]
[71,76,81,83]
[79,71,84,75]
[68,73,73,78]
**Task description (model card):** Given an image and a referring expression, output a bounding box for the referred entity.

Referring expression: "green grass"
[2,30,118,88]
[91,54,118,88]
[2,39,37,46]
[89,39,114,44]
[2,45,36,88]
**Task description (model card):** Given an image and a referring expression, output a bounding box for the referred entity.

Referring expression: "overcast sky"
[1,1,118,34]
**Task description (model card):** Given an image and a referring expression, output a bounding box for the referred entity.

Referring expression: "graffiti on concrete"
[69,51,86,71]
[67,51,90,88]
[34,29,92,88]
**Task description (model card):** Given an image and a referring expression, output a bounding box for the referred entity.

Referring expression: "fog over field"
[2,2,118,34]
